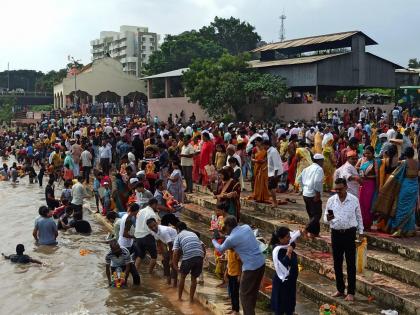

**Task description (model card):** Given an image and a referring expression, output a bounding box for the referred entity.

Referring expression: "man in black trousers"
[324,178,364,301]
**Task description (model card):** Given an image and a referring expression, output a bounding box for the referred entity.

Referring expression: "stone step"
[186,191,420,286]
[192,185,420,262]
[173,258,272,315]
[182,202,420,315]
[180,214,384,315]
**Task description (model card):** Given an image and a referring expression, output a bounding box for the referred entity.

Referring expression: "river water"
[0,170,209,315]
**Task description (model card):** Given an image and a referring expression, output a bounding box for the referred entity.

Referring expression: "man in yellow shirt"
[224,249,242,315]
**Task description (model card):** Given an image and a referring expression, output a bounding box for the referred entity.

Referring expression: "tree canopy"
[199,16,261,55]
[183,53,287,120]
[0,96,16,123]
[144,17,261,75]
[408,58,420,68]
[144,31,225,75]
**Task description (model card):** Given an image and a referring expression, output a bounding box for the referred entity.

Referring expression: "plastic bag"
[356,237,367,273]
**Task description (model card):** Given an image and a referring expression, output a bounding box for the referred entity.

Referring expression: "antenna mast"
[279,12,286,42]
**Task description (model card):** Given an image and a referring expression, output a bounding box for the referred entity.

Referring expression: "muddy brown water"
[0,172,210,315]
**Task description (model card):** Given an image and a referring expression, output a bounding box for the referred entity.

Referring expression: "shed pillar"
[351,34,366,87]
[165,78,171,98]
[147,79,153,99]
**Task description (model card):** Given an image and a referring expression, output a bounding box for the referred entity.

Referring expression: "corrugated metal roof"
[252,31,376,52]
[141,68,189,79]
[249,53,348,68]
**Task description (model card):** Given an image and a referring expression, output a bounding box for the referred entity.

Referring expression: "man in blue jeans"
[212,216,265,315]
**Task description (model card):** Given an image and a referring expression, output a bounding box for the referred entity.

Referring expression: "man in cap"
[334,150,360,197]
[337,137,359,168]
[297,153,324,238]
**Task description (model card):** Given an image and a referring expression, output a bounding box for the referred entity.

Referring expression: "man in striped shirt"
[172,222,205,302]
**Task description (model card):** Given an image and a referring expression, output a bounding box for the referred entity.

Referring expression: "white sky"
[0,0,419,72]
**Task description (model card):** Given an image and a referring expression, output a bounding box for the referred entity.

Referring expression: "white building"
[90,25,160,77]
[53,57,147,109]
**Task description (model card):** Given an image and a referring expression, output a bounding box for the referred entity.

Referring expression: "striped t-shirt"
[173,230,204,261]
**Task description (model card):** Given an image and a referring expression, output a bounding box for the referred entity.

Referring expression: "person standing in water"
[33,206,58,246]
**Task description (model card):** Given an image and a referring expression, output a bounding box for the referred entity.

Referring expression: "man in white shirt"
[297,154,324,238]
[324,178,363,302]
[147,218,178,286]
[80,146,92,184]
[275,126,286,138]
[71,176,87,219]
[386,125,398,140]
[226,145,241,168]
[392,107,400,125]
[305,127,315,147]
[334,150,360,197]
[99,139,112,175]
[264,140,283,206]
[347,125,355,139]
[118,203,140,252]
[134,198,159,273]
[180,135,195,193]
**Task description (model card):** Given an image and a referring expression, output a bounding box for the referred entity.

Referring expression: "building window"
[141,46,146,50]
[150,46,154,51]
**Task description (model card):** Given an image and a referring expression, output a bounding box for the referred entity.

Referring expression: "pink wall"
[148,97,209,122]
[274,101,394,121]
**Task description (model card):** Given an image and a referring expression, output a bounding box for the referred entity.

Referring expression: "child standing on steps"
[224,249,242,315]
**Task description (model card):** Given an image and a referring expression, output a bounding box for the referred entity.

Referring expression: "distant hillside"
[0,70,44,91]
[0,63,82,93]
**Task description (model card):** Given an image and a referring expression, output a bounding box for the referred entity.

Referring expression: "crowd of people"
[0,103,419,315]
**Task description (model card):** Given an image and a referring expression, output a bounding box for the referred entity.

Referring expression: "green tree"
[199,16,261,55]
[144,31,225,75]
[35,68,68,92]
[183,53,287,119]
[408,58,420,68]
[0,96,16,124]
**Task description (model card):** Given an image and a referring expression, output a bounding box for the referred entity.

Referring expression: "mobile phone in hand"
[328,209,334,216]
[213,229,220,239]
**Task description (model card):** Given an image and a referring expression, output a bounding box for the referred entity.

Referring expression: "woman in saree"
[167,160,184,203]
[214,166,241,220]
[356,145,377,230]
[192,135,201,183]
[389,147,419,237]
[249,137,271,203]
[322,137,336,192]
[294,141,313,191]
[200,132,214,186]
[373,147,419,237]
[287,135,298,192]
[112,173,130,212]
[313,130,323,154]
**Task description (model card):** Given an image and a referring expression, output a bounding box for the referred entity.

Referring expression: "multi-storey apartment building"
[90,25,159,77]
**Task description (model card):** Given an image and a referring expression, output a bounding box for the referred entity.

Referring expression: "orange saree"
[249,148,271,203]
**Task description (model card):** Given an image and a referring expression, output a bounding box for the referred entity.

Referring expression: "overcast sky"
[1,0,419,72]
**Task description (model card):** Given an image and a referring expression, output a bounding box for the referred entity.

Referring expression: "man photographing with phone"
[324,178,364,302]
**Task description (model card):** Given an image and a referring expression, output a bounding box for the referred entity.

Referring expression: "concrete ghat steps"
[187,191,420,288]
[194,185,420,262]
[83,201,269,315]
[180,214,383,315]
[181,202,420,315]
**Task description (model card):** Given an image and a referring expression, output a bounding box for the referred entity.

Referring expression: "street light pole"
[7,62,10,91]
[68,55,81,109]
